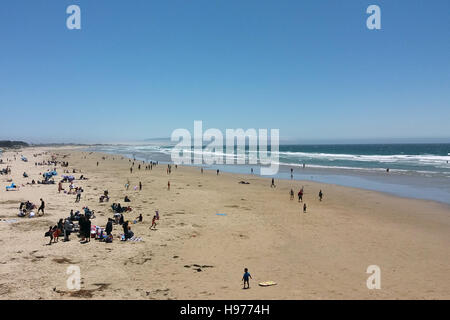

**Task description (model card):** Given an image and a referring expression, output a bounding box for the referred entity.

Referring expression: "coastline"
[84,145,450,205]
[0,146,449,299]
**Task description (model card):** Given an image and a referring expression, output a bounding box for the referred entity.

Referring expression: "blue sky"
[0,0,449,143]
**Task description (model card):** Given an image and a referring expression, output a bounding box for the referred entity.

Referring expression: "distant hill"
[0,140,29,149]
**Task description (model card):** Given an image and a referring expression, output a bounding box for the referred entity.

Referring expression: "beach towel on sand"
[6,183,17,191]
[120,234,142,242]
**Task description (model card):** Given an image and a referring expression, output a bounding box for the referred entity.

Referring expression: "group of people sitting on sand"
[45,218,76,244]
[99,190,110,203]
[116,213,145,240]
[111,202,132,214]
[45,204,145,244]
[45,207,99,244]
[0,166,11,175]
[35,160,58,166]
[40,156,167,245]
[18,201,36,218]
[18,199,45,217]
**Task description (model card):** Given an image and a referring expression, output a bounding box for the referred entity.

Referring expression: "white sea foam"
[88,144,450,173]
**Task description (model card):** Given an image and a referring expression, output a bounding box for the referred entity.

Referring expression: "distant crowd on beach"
[3,150,332,290]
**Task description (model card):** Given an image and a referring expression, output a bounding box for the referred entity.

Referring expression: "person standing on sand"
[130,167,133,174]
[217,169,219,175]
[201,167,203,174]
[75,188,82,203]
[64,218,72,242]
[58,181,63,193]
[46,226,54,245]
[38,199,45,215]
[106,218,113,235]
[290,189,294,200]
[150,215,157,230]
[319,190,323,201]
[271,178,275,188]
[85,217,91,242]
[123,221,129,238]
[298,188,303,202]
[242,268,252,289]
[167,181,170,190]
[303,203,307,213]
[79,215,86,242]
[139,181,142,191]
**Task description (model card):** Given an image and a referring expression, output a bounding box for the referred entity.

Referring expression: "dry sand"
[0,147,449,300]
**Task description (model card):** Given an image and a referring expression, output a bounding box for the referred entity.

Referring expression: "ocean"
[86,143,450,205]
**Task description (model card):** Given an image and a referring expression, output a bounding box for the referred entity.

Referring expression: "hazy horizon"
[2,136,450,146]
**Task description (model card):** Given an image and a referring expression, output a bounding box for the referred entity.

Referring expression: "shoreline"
[81,145,450,205]
[0,146,449,299]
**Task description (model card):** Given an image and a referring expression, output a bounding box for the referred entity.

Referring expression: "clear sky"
[0,0,449,143]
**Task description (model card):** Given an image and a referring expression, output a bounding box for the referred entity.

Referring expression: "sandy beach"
[0,146,449,300]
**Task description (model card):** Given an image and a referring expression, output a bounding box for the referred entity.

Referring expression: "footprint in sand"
[53,257,77,264]
[0,284,12,296]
